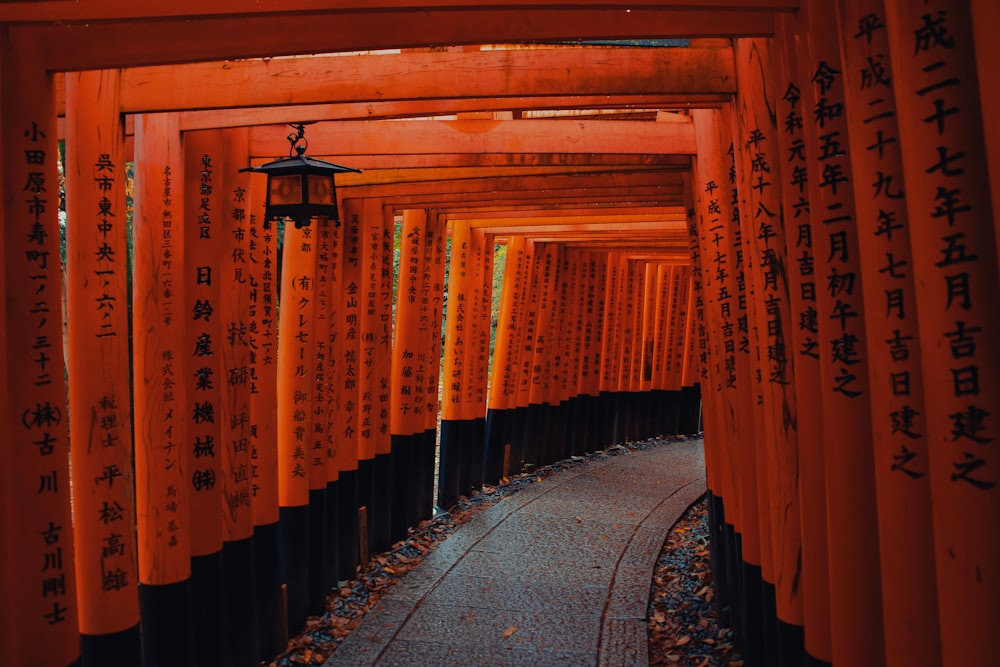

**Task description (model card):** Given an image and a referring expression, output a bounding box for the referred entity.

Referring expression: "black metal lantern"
[241,122,360,229]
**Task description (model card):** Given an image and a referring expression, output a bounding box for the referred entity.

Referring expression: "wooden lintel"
[247,118,696,158]
[24,9,778,71]
[117,46,735,113]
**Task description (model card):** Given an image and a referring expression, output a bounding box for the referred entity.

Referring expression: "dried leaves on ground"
[647,498,743,667]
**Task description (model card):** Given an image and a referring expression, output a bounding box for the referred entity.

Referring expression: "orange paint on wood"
[247,168,280,524]
[441,219,472,421]
[336,200,363,474]
[423,214,448,433]
[183,131,226,556]
[392,210,429,437]
[358,198,385,461]
[275,221,318,507]
[487,236,524,413]
[322,212,345,485]
[376,208,394,455]
[65,69,141,636]
[795,1,885,662]
[219,127,255,539]
[2,32,80,662]
[771,13,832,659]
[119,46,737,114]
[310,216,335,491]
[133,113,192,585]
[734,34,805,625]
[834,2,941,664]
[883,0,1000,662]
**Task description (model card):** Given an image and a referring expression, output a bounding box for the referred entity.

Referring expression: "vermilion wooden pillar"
[796,1,886,663]
[438,219,472,508]
[732,36,807,662]
[321,208,344,587]
[485,236,522,482]
[2,32,80,667]
[246,169,283,660]
[64,70,142,667]
[276,217,318,631]
[514,240,542,467]
[469,229,493,483]
[182,130,229,666]
[132,113,195,667]
[359,198,390,554]
[376,207,394,542]
[585,253,609,449]
[392,210,428,531]
[969,0,1000,268]
[335,199,362,579]
[693,108,765,660]
[423,213,448,512]
[218,127,258,667]
[307,215,333,612]
[883,1,1000,662]
[834,2,941,665]
[527,243,557,465]
[772,13,833,665]
[563,249,586,455]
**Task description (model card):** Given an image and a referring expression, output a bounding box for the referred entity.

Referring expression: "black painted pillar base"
[598,392,614,447]
[524,404,543,469]
[223,535,258,666]
[324,482,340,590]
[390,435,413,544]
[438,418,462,509]
[777,618,807,667]
[508,406,527,474]
[81,624,141,667]
[483,408,507,484]
[356,457,375,556]
[584,394,601,453]
[762,578,779,667]
[455,417,484,498]
[191,550,226,666]
[278,504,309,636]
[336,470,360,581]
[139,579,196,667]
[805,652,833,667]
[680,384,702,433]
[371,452,393,554]
[662,390,682,435]
[419,429,436,520]
[739,561,765,667]
[307,487,328,615]
[707,492,731,627]
[254,520,284,661]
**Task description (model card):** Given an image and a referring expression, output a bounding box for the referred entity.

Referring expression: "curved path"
[325,437,706,667]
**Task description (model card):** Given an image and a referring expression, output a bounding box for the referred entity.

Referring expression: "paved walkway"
[324,437,706,667]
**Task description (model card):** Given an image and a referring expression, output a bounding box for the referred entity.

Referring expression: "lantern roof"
[241,151,361,176]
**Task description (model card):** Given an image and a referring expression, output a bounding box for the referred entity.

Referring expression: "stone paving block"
[326,597,413,665]
[597,618,648,667]
[398,602,604,654]
[451,548,616,588]
[421,572,608,616]
[376,639,599,667]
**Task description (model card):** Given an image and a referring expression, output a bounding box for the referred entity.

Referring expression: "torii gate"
[0,2,998,667]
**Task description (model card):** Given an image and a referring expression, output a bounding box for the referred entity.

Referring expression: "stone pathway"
[324,438,706,667]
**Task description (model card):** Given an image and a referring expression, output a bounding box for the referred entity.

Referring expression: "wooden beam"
[173,95,727,130]
[248,117,696,157]
[1,1,799,23]
[118,46,735,113]
[333,165,680,187]
[25,9,778,71]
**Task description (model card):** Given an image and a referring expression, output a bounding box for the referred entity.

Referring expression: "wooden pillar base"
[483,409,508,484]
[324,482,341,590]
[371,452,394,555]
[253,521,284,661]
[138,579,196,667]
[278,505,309,636]
[80,624,140,667]
[306,488,328,615]
[191,551,226,666]
[336,471,360,581]
[222,535,257,667]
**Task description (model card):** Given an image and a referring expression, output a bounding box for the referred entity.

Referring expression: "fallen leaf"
[665,654,680,663]
[502,626,519,638]
[675,635,691,647]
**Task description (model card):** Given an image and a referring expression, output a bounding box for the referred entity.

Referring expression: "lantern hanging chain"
[287,121,317,157]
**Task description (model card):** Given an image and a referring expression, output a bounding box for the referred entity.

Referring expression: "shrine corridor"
[1,1,998,667]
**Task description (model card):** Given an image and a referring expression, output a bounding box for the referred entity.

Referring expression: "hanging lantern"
[241,121,360,229]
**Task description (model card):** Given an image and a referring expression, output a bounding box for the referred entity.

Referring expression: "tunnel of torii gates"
[0,1,998,667]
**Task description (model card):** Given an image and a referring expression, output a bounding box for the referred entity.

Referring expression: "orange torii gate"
[2,2,1000,666]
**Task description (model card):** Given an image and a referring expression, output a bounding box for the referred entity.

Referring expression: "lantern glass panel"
[269,174,303,205]
[308,174,335,205]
